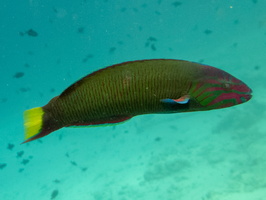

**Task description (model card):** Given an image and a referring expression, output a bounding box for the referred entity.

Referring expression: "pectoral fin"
[161,95,190,104]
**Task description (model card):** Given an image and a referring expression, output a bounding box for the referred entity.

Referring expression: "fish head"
[189,65,252,110]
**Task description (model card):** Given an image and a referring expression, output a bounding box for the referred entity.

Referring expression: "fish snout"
[238,83,252,103]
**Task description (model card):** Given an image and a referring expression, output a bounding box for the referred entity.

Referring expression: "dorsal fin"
[59,80,83,97]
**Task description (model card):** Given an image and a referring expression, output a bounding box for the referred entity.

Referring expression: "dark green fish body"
[48,60,200,122]
[23,59,252,143]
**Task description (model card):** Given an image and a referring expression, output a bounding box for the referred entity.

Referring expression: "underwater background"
[1,0,265,199]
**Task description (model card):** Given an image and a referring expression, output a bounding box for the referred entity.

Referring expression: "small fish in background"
[7,143,14,150]
[109,47,116,54]
[53,179,61,184]
[82,54,94,63]
[18,168,24,173]
[65,153,88,171]
[19,29,38,37]
[50,189,59,200]
[77,27,85,34]
[23,59,252,143]
[204,29,213,35]
[13,72,24,79]
[16,151,24,158]
[19,88,30,93]
[172,1,182,7]
[70,161,77,166]
[0,163,7,170]
[21,159,29,165]
[145,37,158,51]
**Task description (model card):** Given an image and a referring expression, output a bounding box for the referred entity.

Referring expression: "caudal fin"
[23,107,44,142]
[23,106,58,143]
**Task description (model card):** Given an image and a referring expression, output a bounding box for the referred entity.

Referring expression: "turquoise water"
[1,1,265,199]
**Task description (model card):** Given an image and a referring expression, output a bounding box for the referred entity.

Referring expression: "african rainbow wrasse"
[23,59,252,143]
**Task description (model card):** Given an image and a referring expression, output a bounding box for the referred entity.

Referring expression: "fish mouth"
[241,87,252,102]
[246,87,252,96]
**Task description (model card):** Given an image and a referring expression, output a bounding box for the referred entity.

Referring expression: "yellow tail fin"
[23,107,44,141]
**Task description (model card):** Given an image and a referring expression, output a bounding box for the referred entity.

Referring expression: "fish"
[23,59,252,143]
[26,29,38,37]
